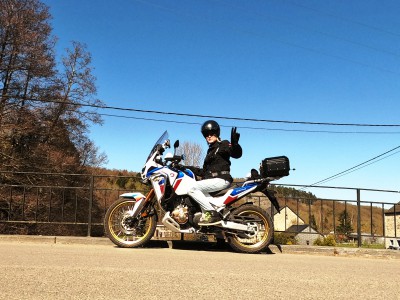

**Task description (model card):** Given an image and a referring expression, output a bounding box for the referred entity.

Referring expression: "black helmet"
[201,120,220,138]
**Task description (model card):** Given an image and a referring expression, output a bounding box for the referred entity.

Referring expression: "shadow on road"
[134,240,280,254]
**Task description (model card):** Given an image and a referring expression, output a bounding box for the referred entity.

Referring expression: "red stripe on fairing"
[173,179,182,190]
[224,195,238,205]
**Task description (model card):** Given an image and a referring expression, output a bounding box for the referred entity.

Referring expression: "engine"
[171,204,189,224]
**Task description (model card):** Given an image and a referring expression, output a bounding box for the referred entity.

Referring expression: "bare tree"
[0,0,56,172]
[48,41,103,132]
[43,41,107,169]
[181,141,204,167]
[0,0,107,175]
[0,0,55,121]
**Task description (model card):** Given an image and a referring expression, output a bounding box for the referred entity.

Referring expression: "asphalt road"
[1,240,400,300]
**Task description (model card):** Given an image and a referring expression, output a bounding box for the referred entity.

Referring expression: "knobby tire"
[104,198,157,248]
[227,204,273,254]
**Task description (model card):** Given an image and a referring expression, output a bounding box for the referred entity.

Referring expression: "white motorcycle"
[104,131,290,253]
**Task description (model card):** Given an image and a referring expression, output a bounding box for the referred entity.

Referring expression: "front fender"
[120,192,146,201]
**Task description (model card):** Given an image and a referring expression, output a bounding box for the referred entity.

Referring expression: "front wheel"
[227,204,273,254]
[104,198,157,248]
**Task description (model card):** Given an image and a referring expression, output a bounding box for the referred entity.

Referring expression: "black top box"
[260,156,290,178]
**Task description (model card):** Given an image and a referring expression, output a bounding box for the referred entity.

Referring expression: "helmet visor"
[202,130,218,138]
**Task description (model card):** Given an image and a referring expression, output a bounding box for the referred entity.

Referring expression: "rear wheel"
[104,198,157,248]
[227,204,273,254]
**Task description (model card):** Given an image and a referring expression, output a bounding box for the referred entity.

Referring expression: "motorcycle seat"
[208,183,237,197]
[209,189,228,197]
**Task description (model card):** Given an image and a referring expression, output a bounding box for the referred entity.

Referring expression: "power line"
[29,98,400,127]
[284,0,400,38]
[134,0,400,76]
[320,150,400,182]
[99,113,400,135]
[303,145,400,188]
[213,0,400,59]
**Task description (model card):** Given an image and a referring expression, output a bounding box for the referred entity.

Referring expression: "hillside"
[275,194,384,236]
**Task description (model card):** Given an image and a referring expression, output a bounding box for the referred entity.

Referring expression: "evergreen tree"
[310,214,318,230]
[336,210,353,236]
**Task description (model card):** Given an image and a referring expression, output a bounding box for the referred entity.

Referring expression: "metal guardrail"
[0,171,398,247]
[250,184,399,247]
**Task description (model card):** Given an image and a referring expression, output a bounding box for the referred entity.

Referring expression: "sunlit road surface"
[1,241,399,299]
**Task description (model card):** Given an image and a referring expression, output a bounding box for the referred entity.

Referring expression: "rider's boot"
[198,210,222,225]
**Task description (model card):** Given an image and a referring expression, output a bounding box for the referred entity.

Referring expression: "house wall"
[295,232,324,245]
[274,207,304,231]
[384,214,400,249]
[384,214,400,237]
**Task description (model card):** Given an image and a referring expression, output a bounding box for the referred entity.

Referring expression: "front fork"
[121,189,156,219]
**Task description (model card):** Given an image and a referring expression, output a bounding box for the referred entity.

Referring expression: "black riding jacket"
[190,140,242,183]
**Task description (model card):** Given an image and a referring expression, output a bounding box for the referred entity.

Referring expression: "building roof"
[385,202,400,215]
[286,224,310,233]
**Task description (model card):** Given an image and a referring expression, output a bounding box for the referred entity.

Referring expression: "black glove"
[230,127,242,159]
[231,127,240,145]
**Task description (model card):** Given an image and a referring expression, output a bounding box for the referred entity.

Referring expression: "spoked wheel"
[104,198,157,248]
[227,204,273,254]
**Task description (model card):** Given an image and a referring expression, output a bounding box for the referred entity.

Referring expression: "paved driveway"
[1,240,399,299]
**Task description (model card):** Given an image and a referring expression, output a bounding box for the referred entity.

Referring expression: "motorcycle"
[104,131,290,253]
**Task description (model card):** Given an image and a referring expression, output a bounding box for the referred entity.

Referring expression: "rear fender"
[261,189,280,212]
[248,180,281,213]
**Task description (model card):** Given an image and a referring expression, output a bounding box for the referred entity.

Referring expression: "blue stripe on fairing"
[147,167,163,177]
[183,169,195,179]
[177,171,185,179]
[230,184,258,196]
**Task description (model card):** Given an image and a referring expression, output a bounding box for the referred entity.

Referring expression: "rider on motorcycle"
[187,120,242,225]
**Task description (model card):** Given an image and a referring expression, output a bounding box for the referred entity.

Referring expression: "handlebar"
[164,155,184,163]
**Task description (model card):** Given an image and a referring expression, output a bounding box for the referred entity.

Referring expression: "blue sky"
[42,0,400,203]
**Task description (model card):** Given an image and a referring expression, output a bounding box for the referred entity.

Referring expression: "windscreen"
[146,131,169,161]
